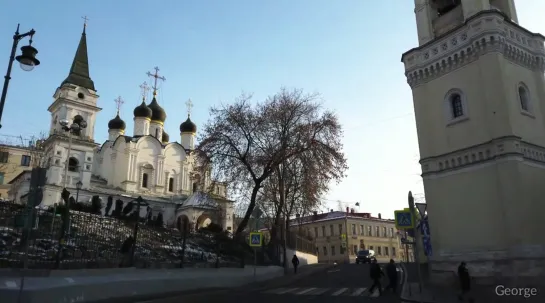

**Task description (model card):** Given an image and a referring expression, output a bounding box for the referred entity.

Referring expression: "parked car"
[355,249,375,264]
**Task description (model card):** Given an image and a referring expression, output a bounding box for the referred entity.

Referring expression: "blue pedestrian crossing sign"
[394,210,414,229]
[249,232,263,247]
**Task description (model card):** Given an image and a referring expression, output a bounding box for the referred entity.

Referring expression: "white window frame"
[517,82,534,118]
[444,88,469,126]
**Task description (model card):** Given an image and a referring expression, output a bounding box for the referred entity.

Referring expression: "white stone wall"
[149,122,163,141]
[133,117,150,136]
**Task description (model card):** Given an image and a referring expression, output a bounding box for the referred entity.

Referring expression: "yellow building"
[293,209,414,264]
[0,144,41,199]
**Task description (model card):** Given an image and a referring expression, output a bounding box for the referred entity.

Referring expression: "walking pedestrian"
[457,261,473,302]
[385,259,398,294]
[292,254,300,273]
[368,258,384,296]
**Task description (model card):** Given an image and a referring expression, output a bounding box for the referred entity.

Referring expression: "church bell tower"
[403,0,545,281]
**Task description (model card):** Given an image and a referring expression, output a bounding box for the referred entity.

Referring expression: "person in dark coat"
[368,258,384,296]
[458,262,471,301]
[385,259,398,293]
[292,254,300,273]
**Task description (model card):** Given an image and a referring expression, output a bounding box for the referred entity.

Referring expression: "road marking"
[308,288,330,295]
[64,277,74,283]
[331,288,349,296]
[267,287,299,294]
[296,288,317,295]
[5,281,17,288]
[327,269,340,273]
[351,288,367,296]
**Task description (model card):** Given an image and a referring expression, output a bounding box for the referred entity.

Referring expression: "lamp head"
[16,45,40,72]
[59,119,70,127]
[76,181,83,190]
[70,123,80,131]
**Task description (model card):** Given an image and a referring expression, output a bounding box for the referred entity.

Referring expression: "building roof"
[293,210,395,226]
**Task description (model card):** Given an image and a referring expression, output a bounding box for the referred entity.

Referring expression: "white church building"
[9,24,234,232]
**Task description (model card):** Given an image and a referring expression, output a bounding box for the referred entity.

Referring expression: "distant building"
[289,208,413,263]
[0,144,41,199]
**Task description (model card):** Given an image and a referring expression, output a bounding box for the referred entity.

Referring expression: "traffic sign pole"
[408,191,423,295]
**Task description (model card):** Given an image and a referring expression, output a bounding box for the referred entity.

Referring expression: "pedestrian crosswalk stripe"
[309,288,330,295]
[263,287,372,297]
[331,288,349,296]
[296,287,317,295]
[351,288,367,296]
[268,288,298,294]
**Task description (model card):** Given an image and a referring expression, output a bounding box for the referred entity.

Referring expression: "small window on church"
[155,129,159,138]
[68,157,79,172]
[519,85,530,112]
[142,173,149,188]
[450,94,464,118]
[192,183,198,193]
[168,177,174,192]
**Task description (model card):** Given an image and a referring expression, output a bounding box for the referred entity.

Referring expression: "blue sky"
[0,0,543,218]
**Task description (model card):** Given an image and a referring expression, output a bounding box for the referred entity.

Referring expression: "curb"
[399,262,435,303]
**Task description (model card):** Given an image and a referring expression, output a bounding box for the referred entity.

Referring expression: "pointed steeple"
[61,21,95,91]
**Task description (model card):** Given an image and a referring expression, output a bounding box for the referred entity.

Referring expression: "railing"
[0,201,247,269]
[286,230,315,255]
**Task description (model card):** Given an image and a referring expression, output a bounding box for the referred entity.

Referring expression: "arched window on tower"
[155,128,159,138]
[192,182,198,193]
[168,177,174,192]
[68,157,79,172]
[519,85,530,112]
[450,93,464,118]
[142,173,149,188]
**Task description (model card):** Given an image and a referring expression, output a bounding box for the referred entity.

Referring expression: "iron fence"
[0,201,247,269]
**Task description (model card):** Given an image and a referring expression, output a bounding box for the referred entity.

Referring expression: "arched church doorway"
[195,213,212,230]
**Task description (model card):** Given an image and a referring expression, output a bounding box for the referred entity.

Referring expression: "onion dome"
[148,97,166,123]
[108,113,126,130]
[161,131,170,143]
[180,116,197,133]
[133,101,152,119]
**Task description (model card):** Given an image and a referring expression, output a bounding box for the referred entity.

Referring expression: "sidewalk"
[402,282,545,302]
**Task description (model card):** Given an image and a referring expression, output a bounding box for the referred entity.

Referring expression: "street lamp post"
[59,117,87,190]
[66,181,83,238]
[0,24,40,129]
[75,181,82,203]
[129,196,145,267]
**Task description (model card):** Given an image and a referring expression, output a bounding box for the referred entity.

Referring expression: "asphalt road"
[136,263,403,303]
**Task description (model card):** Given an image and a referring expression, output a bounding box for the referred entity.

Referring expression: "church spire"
[61,16,95,91]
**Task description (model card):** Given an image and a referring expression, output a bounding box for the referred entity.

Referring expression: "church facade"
[403,0,545,280]
[9,24,234,232]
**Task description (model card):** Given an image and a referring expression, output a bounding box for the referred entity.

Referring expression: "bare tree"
[258,125,347,262]
[196,88,344,237]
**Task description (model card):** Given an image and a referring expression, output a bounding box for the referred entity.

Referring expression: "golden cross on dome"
[185,99,193,117]
[139,82,150,102]
[114,96,124,114]
[146,67,166,97]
